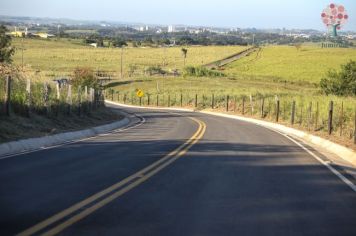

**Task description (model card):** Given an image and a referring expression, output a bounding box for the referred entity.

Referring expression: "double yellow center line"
[17,116,206,236]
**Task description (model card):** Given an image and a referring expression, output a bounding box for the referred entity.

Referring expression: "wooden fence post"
[276,99,280,122]
[43,82,49,115]
[89,87,93,112]
[84,86,88,113]
[291,100,296,125]
[3,76,11,116]
[26,78,31,117]
[308,102,312,131]
[195,94,198,108]
[56,83,60,100]
[211,94,214,109]
[156,94,159,106]
[180,94,183,107]
[147,94,150,106]
[117,91,120,102]
[242,97,245,115]
[123,94,127,104]
[67,85,72,115]
[315,102,319,130]
[226,95,229,112]
[93,88,97,109]
[339,101,343,137]
[261,97,265,118]
[250,95,254,115]
[77,86,82,116]
[139,97,142,106]
[168,94,171,107]
[354,109,356,144]
[300,104,303,126]
[111,89,114,101]
[328,101,334,135]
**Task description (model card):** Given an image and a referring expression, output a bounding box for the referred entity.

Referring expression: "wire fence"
[2,75,355,146]
[1,76,104,118]
[105,89,356,145]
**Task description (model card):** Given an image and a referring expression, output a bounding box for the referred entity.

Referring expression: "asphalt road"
[1,103,356,236]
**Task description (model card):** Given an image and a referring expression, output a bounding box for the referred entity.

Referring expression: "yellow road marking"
[17,116,206,236]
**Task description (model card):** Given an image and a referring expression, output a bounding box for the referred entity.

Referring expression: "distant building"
[35,33,55,39]
[9,31,24,37]
[9,26,26,37]
[89,43,98,48]
[346,35,356,39]
[168,25,175,33]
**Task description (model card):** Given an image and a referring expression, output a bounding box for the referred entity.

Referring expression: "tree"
[177,36,195,45]
[0,25,15,63]
[320,60,356,96]
[181,48,188,66]
[71,67,99,90]
[294,43,302,51]
[112,38,127,48]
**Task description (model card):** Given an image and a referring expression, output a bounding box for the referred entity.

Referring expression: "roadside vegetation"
[0,29,123,143]
[183,66,225,77]
[320,60,356,96]
[3,30,356,147]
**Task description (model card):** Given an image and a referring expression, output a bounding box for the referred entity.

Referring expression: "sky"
[0,0,355,31]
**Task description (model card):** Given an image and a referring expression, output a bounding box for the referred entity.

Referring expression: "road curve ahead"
[1,103,356,236]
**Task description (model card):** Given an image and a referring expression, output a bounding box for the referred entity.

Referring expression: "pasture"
[12,38,248,78]
[224,45,356,84]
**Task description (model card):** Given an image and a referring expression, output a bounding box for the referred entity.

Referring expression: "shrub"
[145,66,166,76]
[183,66,225,77]
[0,25,15,63]
[320,60,356,96]
[71,67,99,89]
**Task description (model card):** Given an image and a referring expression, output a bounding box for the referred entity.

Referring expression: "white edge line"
[268,127,356,193]
[107,101,356,193]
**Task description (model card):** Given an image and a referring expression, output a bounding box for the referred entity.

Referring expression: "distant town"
[1,15,356,47]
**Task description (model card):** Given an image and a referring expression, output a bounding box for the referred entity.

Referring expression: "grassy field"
[13,38,356,85]
[12,38,249,78]
[7,38,356,147]
[224,45,356,84]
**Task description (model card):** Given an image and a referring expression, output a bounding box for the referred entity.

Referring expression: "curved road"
[1,103,356,236]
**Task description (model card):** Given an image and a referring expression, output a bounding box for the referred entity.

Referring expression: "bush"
[71,67,99,89]
[0,25,15,63]
[145,66,166,76]
[320,60,356,96]
[183,66,225,77]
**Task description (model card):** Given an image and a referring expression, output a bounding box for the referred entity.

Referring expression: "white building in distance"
[168,25,175,33]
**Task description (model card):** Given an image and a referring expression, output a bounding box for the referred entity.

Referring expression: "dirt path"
[204,46,260,69]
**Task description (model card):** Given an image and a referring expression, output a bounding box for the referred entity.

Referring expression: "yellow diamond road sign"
[136,89,144,98]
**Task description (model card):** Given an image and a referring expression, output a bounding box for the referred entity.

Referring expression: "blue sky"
[0,0,355,30]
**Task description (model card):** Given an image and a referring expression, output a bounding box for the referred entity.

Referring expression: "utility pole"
[57,25,60,40]
[21,37,24,70]
[120,46,124,79]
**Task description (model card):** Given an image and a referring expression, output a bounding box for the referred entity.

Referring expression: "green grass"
[12,38,249,78]
[224,45,356,84]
